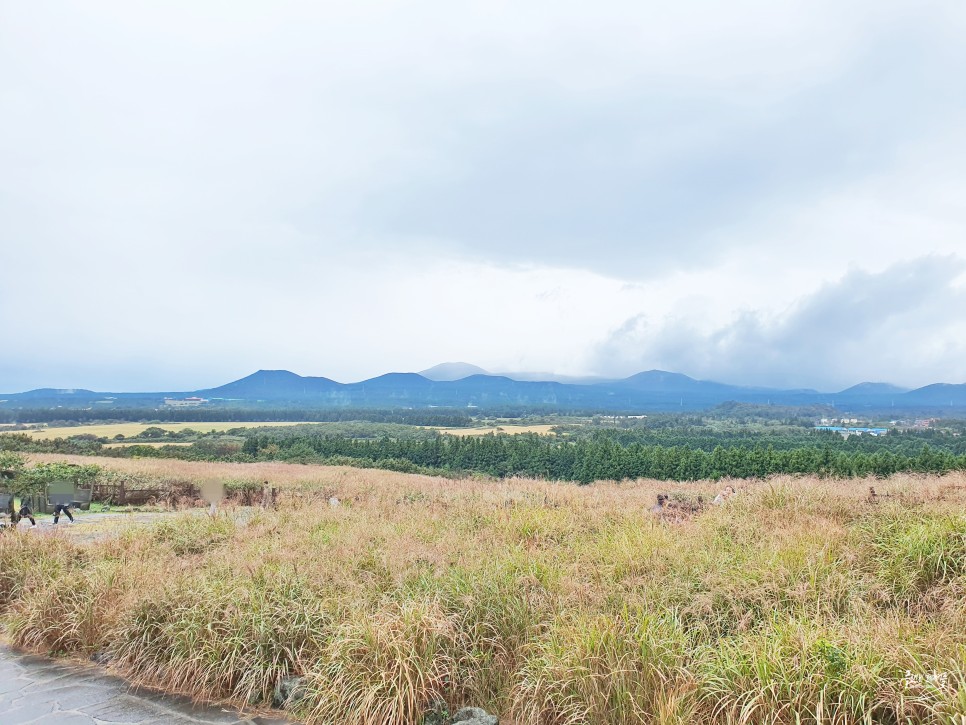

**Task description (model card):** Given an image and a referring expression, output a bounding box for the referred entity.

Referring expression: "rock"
[89,651,112,665]
[450,706,499,725]
[328,497,340,508]
[272,675,308,708]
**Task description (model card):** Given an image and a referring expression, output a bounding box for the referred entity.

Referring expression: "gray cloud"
[595,256,966,390]
[355,6,966,276]
[2,2,965,390]
[5,2,963,277]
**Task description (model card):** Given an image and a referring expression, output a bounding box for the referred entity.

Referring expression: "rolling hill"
[2,368,965,413]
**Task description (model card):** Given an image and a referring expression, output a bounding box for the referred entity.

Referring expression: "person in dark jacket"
[16,501,37,526]
[53,503,74,524]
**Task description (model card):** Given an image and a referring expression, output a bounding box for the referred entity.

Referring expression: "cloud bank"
[1,1,965,391]
[595,257,966,391]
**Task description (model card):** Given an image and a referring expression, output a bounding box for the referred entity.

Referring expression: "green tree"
[0,450,26,474]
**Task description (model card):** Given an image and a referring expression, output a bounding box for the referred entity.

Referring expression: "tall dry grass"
[3,455,966,724]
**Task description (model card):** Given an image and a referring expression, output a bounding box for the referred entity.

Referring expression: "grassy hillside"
[2,460,966,724]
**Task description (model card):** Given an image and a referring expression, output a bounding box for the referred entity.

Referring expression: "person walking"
[53,502,74,524]
[16,501,37,526]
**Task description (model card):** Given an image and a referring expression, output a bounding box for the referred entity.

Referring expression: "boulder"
[272,675,308,708]
[450,706,499,725]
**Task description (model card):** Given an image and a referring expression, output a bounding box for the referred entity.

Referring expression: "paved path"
[0,647,297,725]
[8,507,268,545]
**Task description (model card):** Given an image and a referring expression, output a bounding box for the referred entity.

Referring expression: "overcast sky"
[2,1,965,393]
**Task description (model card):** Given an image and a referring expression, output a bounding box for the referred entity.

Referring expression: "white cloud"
[1,1,965,391]
[595,256,966,390]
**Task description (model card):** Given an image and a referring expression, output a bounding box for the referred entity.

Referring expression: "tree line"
[0,407,476,427]
[5,427,966,483]
[239,431,966,482]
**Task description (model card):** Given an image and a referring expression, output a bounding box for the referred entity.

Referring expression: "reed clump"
[2,459,966,724]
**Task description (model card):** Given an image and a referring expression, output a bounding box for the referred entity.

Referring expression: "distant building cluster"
[815,425,888,437]
[163,396,208,408]
[886,418,937,429]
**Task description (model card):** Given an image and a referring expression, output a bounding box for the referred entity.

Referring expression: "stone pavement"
[8,508,257,545]
[6,510,215,546]
[0,646,298,725]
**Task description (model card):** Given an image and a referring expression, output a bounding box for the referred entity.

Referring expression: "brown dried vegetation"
[2,455,966,724]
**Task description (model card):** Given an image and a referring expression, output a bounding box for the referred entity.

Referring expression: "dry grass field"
[432,424,560,436]
[3,455,966,724]
[18,421,306,440]
[9,421,562,445]
[101,441,196,448]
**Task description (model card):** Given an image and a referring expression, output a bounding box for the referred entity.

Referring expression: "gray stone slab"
[18,668,84,688]
[1,700,58,724]
[80,694,169,722]
[37,714,96,725]
[34,682,117,710]
[128,689,251,723]
[0,647,299,725]
[0,659,26,677]
[0,676,29,695]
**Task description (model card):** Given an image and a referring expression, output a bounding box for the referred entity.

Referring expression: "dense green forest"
[4,422,965,482]
[236,429,966,481]
[0,407,476,427]
[565,425,966,453]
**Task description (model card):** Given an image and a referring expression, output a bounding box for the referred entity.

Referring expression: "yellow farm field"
[432,423,559,436]
[15,421,306,440]
[101,441,195,448]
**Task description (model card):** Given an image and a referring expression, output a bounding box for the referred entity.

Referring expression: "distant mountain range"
[3,365,966,413]
[419,362,615,385]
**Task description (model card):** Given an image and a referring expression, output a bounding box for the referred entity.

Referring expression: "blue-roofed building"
[815,425,888,436]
